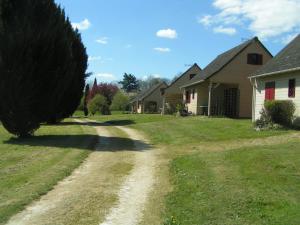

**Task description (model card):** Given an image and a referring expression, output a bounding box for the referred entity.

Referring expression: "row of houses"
[131,35,300,121]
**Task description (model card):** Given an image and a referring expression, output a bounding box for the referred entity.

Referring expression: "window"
[288,79,296,98]
[189,74,196,80]
[247,53,263,65]
[186,91,191,103]
[265,81,275,100]
[192,89,195,99]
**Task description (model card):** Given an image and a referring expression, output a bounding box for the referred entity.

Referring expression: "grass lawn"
[90,114,289,145]
[0,121,97,225]
[3,112,298,225]
[164,141,300,225]
[89,113,299,224]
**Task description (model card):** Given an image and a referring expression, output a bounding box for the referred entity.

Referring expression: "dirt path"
[6,121,156,225]
[100,126,156,225]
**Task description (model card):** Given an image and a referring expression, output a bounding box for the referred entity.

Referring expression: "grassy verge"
[134,117,292,145]
[164,141,300,225]
[91,114,289,145]
[0,121,97,224]
[78,114,298,224]
[90,113,175,126]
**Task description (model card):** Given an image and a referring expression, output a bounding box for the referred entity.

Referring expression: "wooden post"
[208,82,212,117]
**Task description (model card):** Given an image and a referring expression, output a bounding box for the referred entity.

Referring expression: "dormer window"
[189,74,196,80]
[247,53,263,65]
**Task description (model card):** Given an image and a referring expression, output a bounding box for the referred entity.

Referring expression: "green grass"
[89,114,296,225]
[5,113,294,225]
[91,113,175,126]
[164,141,300,225]
[0,121,97,225]
[91,114,288,145]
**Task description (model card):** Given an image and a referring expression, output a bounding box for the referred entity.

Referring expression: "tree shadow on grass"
[45,120,136,127]
[5,134,151,152]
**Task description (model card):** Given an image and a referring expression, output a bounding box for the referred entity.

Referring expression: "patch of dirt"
[6,122,138,225]
[100,126,156,225]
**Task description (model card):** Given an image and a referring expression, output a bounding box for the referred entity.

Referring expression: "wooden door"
[224,88,239,118]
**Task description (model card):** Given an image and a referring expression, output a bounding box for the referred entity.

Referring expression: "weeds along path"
[6,120,156,225]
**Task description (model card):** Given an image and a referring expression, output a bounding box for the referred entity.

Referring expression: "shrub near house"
[255,100,296,129]
[265,100,295,126]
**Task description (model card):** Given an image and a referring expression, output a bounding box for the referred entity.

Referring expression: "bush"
[88,94,110,115]
[264,100,295,126]
[254,108,273,130]
[164,103,176,115]
[110,91,130,111]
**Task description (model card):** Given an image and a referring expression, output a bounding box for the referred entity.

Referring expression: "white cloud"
[88,56,113,64]
[198,15,213,26]
[156,29,178,39]
[88,56,102,61]
[213,26,237,35]
[72,19,91,30]
[95,73,117,81]
[199,0,300,40]
[96,37,109,45]
[154,47,171,53]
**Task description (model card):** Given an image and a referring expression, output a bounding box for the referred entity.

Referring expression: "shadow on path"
[44,120,136,127]
[5,134,151,152]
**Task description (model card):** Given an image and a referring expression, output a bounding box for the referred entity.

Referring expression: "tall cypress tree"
[0,0,88,136]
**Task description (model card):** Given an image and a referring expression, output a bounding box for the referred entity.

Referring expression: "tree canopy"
[0,0,88,136]
[119,73,139,93]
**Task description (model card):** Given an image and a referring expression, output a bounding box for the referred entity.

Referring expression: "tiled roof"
[130,82,166,103]
[184,37,270,87]
[164,63,201,91]
[252,34,300,77]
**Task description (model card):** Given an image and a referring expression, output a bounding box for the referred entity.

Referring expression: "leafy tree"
[97,83,119,106]
[88,78,98,102]
[138,75,162,92]
[119,73,139,92]
[47,30,88,124]
[83,84,89,116]
[88,94,109,115]
[78,96,85,111]
[0,0,87,136]
[110,91,130,111]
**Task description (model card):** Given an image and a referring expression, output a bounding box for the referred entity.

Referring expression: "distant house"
[181,37,273,118]
[250,34,300,121]
[162,64,202,114]
[131,82,167,113]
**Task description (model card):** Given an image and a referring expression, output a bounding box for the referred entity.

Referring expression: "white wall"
[254,71,300,120]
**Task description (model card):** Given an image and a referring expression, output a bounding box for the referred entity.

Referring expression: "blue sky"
[55,0,300,83]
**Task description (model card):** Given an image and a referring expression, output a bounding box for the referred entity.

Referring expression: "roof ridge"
[252,34,300,77]
[164,63,201,91]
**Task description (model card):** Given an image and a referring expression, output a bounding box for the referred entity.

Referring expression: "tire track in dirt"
[100,126,156,225]
[6,120,140,225]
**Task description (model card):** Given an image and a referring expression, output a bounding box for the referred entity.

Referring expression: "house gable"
[210,39,273,117]
[165,64,201,95]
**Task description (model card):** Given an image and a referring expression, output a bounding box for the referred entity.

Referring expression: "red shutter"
[265,82,275,100]
[288,79,296,98]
